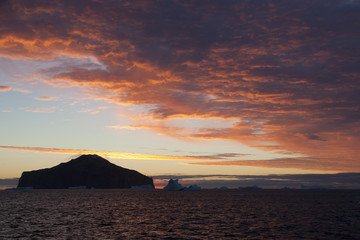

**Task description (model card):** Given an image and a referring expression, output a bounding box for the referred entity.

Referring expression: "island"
[17,154,154,189]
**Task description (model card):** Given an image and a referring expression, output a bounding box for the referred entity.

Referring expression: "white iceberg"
[163,179,185,191]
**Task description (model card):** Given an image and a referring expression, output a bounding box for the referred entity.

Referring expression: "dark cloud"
[1,0,359,171]
[0,178,18,189]
[188,157,360,172]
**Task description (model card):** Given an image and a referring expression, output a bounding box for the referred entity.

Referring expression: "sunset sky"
[1,0,359,188]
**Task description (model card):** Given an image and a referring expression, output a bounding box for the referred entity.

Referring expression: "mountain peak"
[69,154,110,164]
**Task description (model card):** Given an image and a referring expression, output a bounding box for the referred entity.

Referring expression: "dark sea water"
[0,189,359,239]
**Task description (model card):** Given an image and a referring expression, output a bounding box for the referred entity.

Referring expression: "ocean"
[0,189,359,239]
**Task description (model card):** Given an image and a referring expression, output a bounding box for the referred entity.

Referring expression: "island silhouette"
[17,154,154,189]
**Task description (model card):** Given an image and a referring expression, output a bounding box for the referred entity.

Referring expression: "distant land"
[1,170,360,190]
[17,154,154,189]
[154,173,360,189]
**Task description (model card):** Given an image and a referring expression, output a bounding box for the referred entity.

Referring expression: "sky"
[1,0,360,188]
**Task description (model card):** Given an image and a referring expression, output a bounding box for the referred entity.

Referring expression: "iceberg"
[163,179,185,191]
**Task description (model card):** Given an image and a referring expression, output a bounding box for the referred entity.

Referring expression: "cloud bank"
[0,145,247,162]
[1,0,359,171]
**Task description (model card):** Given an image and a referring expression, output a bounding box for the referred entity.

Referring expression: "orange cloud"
[1,1,359,172]
[0,145,247,162]
[12,88,31,93]
[108,124,197,139]
[20,106,57,113]
[0,35,75,60]
[0,86,12,92]
[35,96,56,101]
[0,145,189,161]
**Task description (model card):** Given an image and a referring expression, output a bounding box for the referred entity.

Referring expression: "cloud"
[1,1,359,171]
[20,106,57,113]
[0,178,18,190]
[35,96,56,101]
[0,86,12,92]
[0,145,248,162]
[12,88,31,93]
[188,157,359,172]
[108,124,202,138]
[0,178,18,185]
[78,106,108,115]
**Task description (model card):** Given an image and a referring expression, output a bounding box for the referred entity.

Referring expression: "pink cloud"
[12,88,32,93]
[20,106,57,113]
[35,96,56,101]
